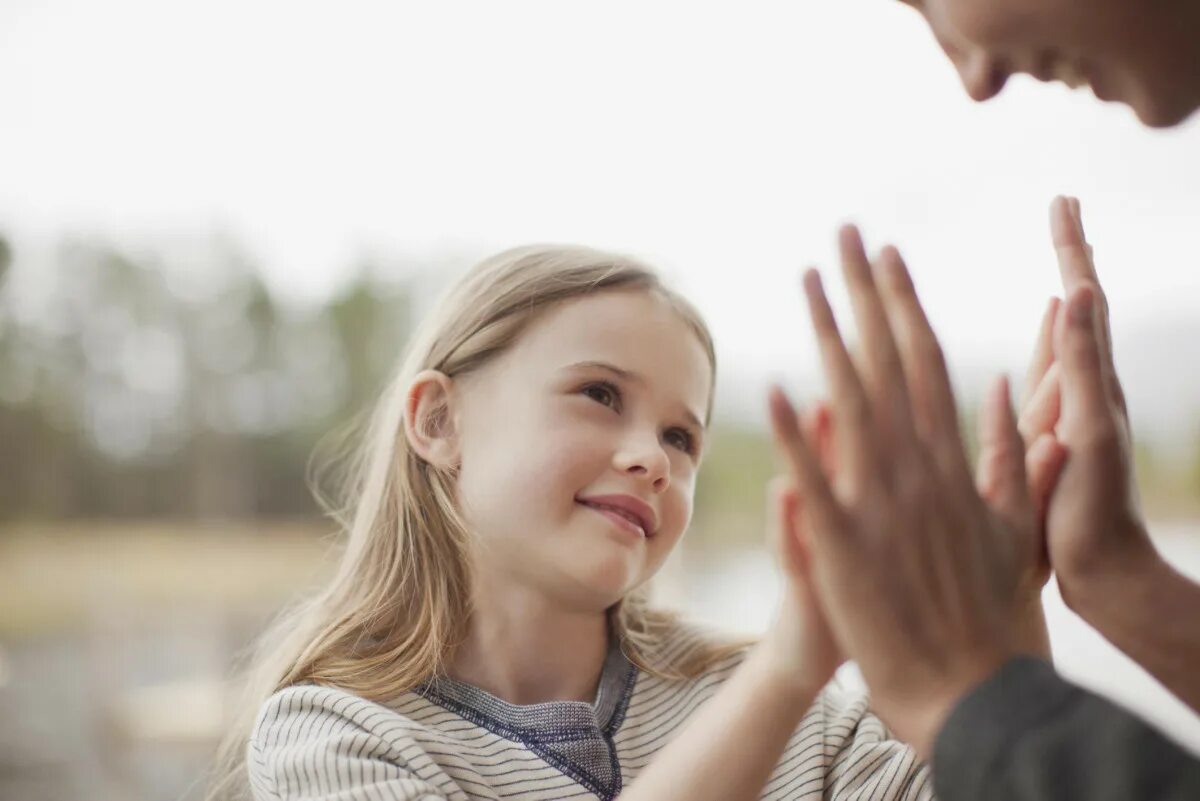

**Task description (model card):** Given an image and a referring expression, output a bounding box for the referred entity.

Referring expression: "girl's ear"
[403,369,461,471]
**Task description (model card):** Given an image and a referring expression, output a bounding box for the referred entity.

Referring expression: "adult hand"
[1041,198,1200,714]
[767,226,1042,757]
[1043,196,1154,594]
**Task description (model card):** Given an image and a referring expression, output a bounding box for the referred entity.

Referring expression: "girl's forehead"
[510,291,712,402]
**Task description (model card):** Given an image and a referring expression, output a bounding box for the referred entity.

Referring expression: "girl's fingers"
[1025,432,1068,528]
[1017,362,1062,448]
[775,404,828,577]
[806,400,836,478]
[874,246,970,475]
[1020,297,1061,410]
[782,480,815,577]
[976,375,1034,530]
[767,385,844,548]
[838,225,916,444]
[767,475,805,577]
[801,269,875,483]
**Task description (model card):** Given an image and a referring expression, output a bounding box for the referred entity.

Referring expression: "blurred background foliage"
[0,229,802,544]
[2,229,1197,531]
[0,231,411,522]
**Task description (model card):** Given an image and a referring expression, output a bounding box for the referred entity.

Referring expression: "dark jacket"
[934,657,1200,801]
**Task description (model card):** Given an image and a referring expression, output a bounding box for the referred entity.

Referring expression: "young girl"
[208,244,934,801]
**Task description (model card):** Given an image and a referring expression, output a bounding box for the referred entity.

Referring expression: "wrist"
[1012,593,1053,661]
[880,650,1013,759]
[1058,522,1160,622]
[751,632,826,709]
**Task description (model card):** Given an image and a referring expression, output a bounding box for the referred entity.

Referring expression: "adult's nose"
[957,50,1010,102]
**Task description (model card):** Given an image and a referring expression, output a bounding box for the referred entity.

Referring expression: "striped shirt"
[248,622,931,801]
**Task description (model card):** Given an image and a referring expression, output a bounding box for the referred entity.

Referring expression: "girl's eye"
[580,382,695,455]
[582,381,620,409]
[664,427,695,455]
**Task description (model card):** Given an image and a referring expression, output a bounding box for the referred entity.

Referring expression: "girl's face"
[453,290,712,611]
[902,0,1200,127]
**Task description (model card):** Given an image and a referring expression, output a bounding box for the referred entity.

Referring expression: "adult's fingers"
[1050,196,1101,291]
[1018,363,1061,448]
[1050,197,1107,347]
[1020,297,1060,410]
[1050,197,1124,411]
[838,225,915,444]
[801,269,875,483]
[1054,285,1116,431]
[874,245,970,475]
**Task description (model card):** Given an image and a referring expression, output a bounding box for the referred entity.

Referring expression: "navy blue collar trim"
[417,644,637,801]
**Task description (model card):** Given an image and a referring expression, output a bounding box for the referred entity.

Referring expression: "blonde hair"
[205,244,748,800]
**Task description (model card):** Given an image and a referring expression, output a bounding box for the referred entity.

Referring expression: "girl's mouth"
[576,500,650,538]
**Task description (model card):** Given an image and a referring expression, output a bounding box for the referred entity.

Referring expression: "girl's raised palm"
[761,405,844,696]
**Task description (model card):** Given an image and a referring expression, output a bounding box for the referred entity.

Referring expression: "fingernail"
[881,248,911,289]
[1068,289,1093,325]
[802,268,823,295]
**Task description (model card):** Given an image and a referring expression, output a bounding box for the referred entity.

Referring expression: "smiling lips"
[576,494,658,538]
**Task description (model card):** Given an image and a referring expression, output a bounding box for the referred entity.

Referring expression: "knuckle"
[1017,417,1037,445]
[1074,419,1122,453]
[920,336,947,371]
[845,391,873,426]
[881,350,907,383]
[890,457,929,506]
[932,440,968,480]
[1065,327,1100,361]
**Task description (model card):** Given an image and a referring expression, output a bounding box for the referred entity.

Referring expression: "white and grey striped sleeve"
[247,684,458,801]
[822,682,933,801]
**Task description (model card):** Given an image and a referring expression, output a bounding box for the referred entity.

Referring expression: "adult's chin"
[1127,81,1200,128]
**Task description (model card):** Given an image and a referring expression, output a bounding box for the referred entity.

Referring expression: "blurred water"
[2,524,1198,801]
[664,522,1200,756]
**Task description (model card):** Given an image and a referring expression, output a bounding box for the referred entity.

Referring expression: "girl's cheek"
[526,423,612,490]
[665,472,696,532]
[672,461,698,498]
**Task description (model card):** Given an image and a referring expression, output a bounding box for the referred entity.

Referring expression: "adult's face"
[900,0,1200,127]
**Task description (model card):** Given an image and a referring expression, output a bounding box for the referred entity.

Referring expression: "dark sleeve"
[933,656,1200,801]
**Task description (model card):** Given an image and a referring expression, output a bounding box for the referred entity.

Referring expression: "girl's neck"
[448,587,611,706]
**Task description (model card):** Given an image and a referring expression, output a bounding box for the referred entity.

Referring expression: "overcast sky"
[2,0,1198,420]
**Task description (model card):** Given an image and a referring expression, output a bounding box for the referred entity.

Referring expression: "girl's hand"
[761,404,844,696]
[976,295,1068,659]
[1012,295,1068,580]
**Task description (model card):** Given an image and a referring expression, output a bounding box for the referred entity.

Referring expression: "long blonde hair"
[206,244,747,800]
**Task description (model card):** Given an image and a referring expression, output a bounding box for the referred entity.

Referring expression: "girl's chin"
[562,548,646,602]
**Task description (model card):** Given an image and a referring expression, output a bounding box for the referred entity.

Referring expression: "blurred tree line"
[1,230,1197,532]
[0,232,413,522]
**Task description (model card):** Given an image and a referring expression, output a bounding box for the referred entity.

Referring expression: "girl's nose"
[615,439,671,493]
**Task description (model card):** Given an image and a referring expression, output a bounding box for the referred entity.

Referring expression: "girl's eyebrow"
[561,360,706,431]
